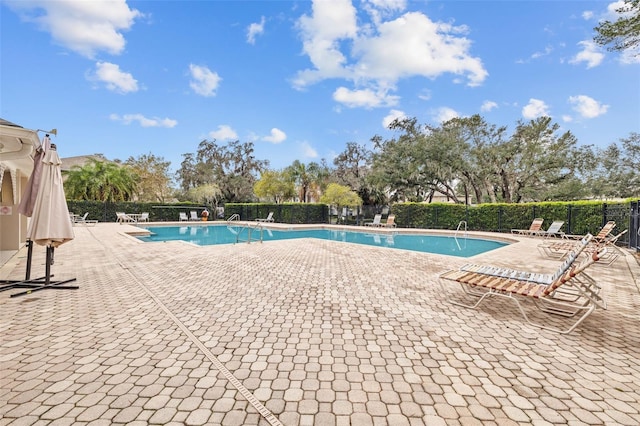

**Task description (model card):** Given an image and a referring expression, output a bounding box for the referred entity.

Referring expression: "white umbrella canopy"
[26,142,74,247]
[18,135,50,217]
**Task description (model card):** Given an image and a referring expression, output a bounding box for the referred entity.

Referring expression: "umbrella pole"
[9,246,78,297]
[25,239,33,280]
[0,240,44,291]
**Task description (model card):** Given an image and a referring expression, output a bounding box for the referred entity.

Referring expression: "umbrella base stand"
[0,243,78,297]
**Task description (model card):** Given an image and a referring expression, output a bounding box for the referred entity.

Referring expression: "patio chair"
[138,212,149,222]
[439,238,606,334]
[511,218,544,236]
[458,234,592,286]
[179,212,189,221]
[537,220,565,238]
[383,214,397,228]
[74,212,97,226]
[539,229,627,265]
[74,212,89,223]
[190,211,199,221]
[116,212,134,224]
[365,214,382,227]
[256,212,274,222]
[561,221,616,242]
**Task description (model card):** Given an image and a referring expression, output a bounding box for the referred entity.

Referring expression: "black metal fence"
[391,202,634,247]
[631,201,640,251]
[68,199,639,249]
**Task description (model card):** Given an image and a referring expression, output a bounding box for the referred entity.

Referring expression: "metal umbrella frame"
[1,140,78,297]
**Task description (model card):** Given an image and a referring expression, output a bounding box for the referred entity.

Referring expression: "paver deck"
[1,223,639,425]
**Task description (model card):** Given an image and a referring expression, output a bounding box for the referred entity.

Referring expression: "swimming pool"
[136,225,508,257]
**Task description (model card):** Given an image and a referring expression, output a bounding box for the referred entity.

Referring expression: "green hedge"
[390,199,635,240]
[224,203,329,224]
[66,201,208,223]
[65,199,636,245]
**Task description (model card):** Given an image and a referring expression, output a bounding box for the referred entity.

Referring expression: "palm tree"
[285,160,329,202]
[64,159,138,202]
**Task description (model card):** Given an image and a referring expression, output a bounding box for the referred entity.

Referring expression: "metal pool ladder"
[226,215,264,244]
[455,221,468,238]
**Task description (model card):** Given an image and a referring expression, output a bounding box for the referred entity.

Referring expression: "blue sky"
[2,0,639,175]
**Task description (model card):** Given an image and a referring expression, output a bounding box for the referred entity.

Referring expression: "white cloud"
[568,95,609,118]
[417,89,432,101]
[570,40,605,68]
[582,10,594,20]
[247,16,266,44]
[432,107,459,124]
[333,87,399,108]
[6,0,141,58]
[109,113,177,128]
[522,99,550,119]
[263,128,287,144]
[382,109,406,128]
[209,125,238,141]
[300,141,318,158]
[293,0,487,105]
[530,46,553,60]
[620,49,640,64]
[480,100,498,112]
[593,1,640,64]
[189,64,221,97]
[362,0,407,25]
[605,0,633,18]
[88,62,138,94]
[562,115,573,122]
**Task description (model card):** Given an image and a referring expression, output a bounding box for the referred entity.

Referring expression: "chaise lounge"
[439,234,607,333]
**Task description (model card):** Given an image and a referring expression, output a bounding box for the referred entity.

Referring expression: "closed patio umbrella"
[2,141,78,297]
[17,134,50,217]
[26,142,74,247]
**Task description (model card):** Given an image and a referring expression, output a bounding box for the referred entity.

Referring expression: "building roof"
[60,154,111,172]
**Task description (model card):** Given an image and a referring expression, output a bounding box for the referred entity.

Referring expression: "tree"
[497,117,578,203]
[369,117,461,203]
[64,159,137,202]
[593,0,640,55]
[319,183,362,213]
[333,142,371,190]
[437,115,509,204]
[189,183,223,212]
[176,139,269,203]
[284,160,330,202]
[125,153,173,202]
[254,170,296,203]
[596,132,640,198]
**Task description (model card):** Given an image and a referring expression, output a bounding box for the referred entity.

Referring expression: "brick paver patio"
[1,223,639,425]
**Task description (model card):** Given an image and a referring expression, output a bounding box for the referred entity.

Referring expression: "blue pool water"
[136,225,508,257]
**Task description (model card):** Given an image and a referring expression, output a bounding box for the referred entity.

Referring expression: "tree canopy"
[64,159,137,202]
[176,139,269,203]
[125,153,172,203]
[593,0,640,55]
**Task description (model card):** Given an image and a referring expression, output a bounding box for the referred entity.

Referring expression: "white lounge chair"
[179,212,189,221]
[74,212,89,223]
[537,220,564,238]
[190,211,199,221]
[439,235,608,334]
[116,212,134,224]
[365,214,382,227]
[74,212,97,226]
[138,212,149,222]
[256,212,274,222]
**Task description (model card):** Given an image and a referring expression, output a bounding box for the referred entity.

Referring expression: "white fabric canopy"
[26,143,74,247]
[18,135,50,217]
